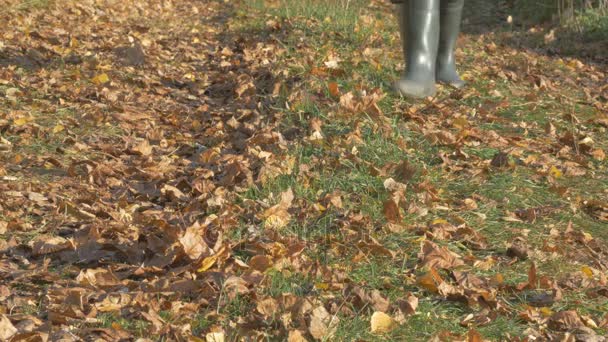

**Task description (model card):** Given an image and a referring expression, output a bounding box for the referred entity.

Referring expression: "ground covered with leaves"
[1,0,607,340]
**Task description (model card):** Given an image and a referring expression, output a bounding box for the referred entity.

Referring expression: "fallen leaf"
[548,310,585,331]
[206,332,226,342]
[0,315,18,340]
[92,73,110,85]
[249,255,273,272]
[309,305,339,340]
[419,240,464,269]
[288,330,308,342]
[30,235,74,255]
[370,311,396,334]
[416,267,443,293]
[328,82,340,97]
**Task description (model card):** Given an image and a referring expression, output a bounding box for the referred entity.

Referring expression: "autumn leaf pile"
[1,0,608,340]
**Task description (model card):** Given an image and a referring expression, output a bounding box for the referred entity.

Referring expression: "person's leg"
[395,0,440,98]
[436,0,465,88]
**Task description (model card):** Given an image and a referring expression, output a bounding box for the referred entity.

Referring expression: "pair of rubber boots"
[394,0,465,98]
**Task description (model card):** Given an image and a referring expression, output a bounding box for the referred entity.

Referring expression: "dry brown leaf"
[583,200,608,221]
[0,314,18,341]
[383,197,401,223]
[419,240,464,269]
[262,188,294,229]
[398,294,418,316]
[223,276,249,300]
[548,310,585,331]
[249,255,273,272]
[133,139,152,156]
[179,224,210,260]
[257,297,279,318]
[308,305,339,340]
[76,268,121,288]
[328,82,340,97]
[417,268,444,293]
[206,332,226,342]
[30,235,74,256]
[288,330,309,342]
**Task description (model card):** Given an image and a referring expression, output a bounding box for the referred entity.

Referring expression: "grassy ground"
[1,0,607,340]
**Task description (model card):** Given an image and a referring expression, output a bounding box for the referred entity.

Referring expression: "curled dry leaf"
[506,237,528,260]
[394,294,419,324]
[398,294,419,316]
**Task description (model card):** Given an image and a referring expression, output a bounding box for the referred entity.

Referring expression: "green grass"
[231,0,608,339]
[98,313,150,337]
[13,0,54,11]
[4,0,606,339]
[569,8,608,41]
[247,0,369,35]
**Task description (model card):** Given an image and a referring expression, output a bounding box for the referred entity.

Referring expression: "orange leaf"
[328,82,340,97]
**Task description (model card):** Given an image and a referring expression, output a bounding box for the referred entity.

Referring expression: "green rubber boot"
[395,0,440,98]
[436,0,465,88]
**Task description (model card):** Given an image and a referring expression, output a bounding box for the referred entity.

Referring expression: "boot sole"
[394,80,437,99]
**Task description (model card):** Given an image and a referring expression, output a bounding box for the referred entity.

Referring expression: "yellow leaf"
[206,332,225,342]
[583,231,593,241]
[52,124,64,134]
[431,219,448,225]
[92,73,110,85]
[328,82,340,97]
[264,213,290,230]
[581,266,594,278]
[494,273,504,284]
[314,282,330,291]
[14,117,30,126]
[549,166,562,179]
[453,117,469,129]
[370,312,396,334]
[198,254,219,273]
[111,322,124,330]
[540,307,553,317]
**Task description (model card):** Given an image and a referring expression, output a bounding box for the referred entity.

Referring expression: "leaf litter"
[0,0,607,340]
